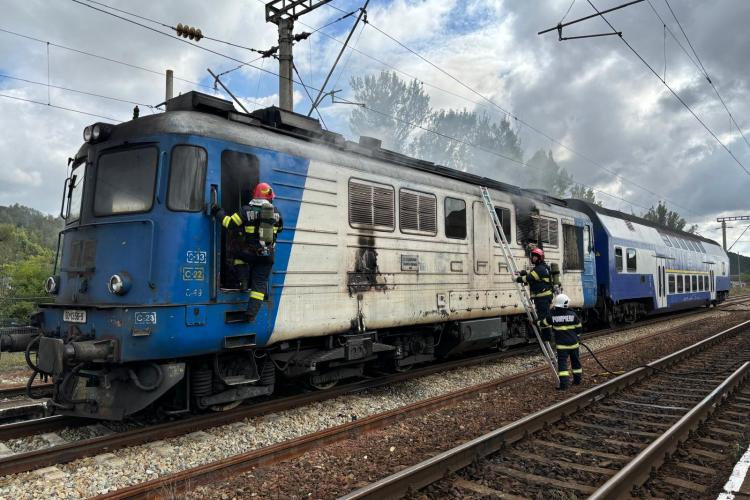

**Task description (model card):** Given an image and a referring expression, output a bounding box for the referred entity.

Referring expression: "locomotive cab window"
[492,206,512,243]
[349,179,395,231]
[532,215,559,247]
[615,247,623,272]
[94,147,158,216]
[168,145,207,212]
[668,274,675,294]
[399,189,437,235]
[626,248,637,272]
[445,197,466,239]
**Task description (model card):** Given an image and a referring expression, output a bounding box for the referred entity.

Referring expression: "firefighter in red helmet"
[516,247,554,341]
[214,182,283,321]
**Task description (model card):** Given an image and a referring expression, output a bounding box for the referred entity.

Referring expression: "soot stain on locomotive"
[347,233,386,295]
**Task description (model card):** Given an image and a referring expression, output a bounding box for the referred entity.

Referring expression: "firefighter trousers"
[533,297,552,342]
[557,347,582,389]
[234,251,274,320]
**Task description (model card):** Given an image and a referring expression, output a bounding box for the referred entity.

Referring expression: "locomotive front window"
[168,145,207,212]
[94,147,158,215]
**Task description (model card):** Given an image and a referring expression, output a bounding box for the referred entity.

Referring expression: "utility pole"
[717,215,750,250]
[265,0,333,112]
[165,69,174,101]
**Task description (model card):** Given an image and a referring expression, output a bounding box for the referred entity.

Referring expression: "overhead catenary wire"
[585,0,750,177]
[313,0,703,219]
[63,0,681,215]
[0,92,121,121]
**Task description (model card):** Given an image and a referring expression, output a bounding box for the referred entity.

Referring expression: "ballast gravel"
[0,307,743,499]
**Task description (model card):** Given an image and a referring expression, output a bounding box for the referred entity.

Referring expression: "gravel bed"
[0,308,743,499]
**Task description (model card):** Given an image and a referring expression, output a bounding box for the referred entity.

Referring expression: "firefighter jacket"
[518,262,553,298]
[218,199,283,255]
[538,306,582,349]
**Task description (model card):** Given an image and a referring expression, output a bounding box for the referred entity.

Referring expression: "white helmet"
[553,293,570,308]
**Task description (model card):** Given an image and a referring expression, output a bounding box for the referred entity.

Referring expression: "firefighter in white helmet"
[537,293,583,390]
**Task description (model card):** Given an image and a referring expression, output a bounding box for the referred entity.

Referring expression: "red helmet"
[253,182,274,200]
[530,247,545,260]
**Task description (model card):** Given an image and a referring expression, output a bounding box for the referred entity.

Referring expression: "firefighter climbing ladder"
[480,186,559,384]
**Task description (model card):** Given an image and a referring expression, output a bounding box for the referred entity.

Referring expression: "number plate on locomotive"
[63,309,87,323]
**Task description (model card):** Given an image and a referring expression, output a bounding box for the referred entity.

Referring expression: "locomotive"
[0,92,729,419]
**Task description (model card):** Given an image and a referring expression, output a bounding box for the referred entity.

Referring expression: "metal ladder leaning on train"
[0,91,731,420]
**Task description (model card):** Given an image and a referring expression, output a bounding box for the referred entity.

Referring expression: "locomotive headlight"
[83,126,93,143]
[44,276,59,294]
[92,124,102,141]
[107,273,131,295]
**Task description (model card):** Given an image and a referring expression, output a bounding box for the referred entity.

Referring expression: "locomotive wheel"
[393,362,413,373]
[210,399,244,412]
[307,375,338,390]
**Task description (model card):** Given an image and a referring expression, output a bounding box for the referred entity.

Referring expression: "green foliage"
[525,150,573,197]
[0,205,60,323]
[728,252,750,281]
[641,201,694,233]
[349,70,574,196]
[349,71,431,152]
[569,184,602,205]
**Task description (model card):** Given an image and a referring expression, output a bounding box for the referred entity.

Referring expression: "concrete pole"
[165,69,174,101]
[722,220,727,250]
[277,18,294,111]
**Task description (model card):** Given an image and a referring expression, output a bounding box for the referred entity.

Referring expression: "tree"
[569,184,602,205]
[524,149,574,197]
[410,109,523,174]
[642,201,695,233]
[349,71,431,153]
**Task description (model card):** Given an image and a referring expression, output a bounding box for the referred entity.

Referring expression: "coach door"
[655,258,668,309]
[709,266,716,301]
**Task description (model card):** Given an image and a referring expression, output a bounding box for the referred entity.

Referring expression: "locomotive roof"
[566,199,719,247]
[104,91,569,209]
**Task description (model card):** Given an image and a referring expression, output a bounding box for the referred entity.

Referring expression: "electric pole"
[265,0,333,112]
[717,215,750,250]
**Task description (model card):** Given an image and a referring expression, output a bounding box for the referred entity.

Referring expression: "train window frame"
[66,159,87,222]
[531,215,559,248]
[678,238,690,251]
[660,232,672,247]
[697,241,707,253]
[685,275,691,292]
[492,206,513,244]
[615,247,623,272]
[584,225,592,252]
[692,275,698,291]
[399,188,437,236]
[626,248,637,272]
[668,274,675,294]
[444,197,467,240]
[348,178,396,232]
[704,275,709,290]
[93,145,159,217]
[167,145,208,213]
[562,223,584,271]
[677,274,684,293]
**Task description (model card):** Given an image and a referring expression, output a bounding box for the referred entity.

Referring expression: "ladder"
[479,186,559,384]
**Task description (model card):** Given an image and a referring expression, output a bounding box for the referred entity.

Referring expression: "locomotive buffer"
[480,186,559,384]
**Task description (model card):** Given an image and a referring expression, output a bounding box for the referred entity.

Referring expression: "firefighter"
[516,247,553,341]
[214,182,283,321]
[537,293,583,390]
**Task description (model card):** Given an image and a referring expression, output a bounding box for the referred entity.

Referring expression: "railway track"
[0,298,747,492]
[87,312,750,498]
[341,319,750,499]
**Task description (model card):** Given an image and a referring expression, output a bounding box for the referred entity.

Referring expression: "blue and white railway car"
[12,92,597,419]
[567,200,730,324]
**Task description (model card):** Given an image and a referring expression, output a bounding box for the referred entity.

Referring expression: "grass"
[0,352,28,371]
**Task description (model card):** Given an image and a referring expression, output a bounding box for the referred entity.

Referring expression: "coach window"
[685,276,691,292]
[626,248,637,272]
[692,275,698,291]
[698,276,703,291]
[660,232,672,247]
[562,224,583,271]
[668,274,675,294]
[445,197,466,239]
[704,275,709,290]
[677,275,684,293]
[615,247,623,272]
[532,216,558,247]
[168,145,207,212]
[697,241,707,253]
[679,238,690,251]
[400,189,437,235]
[349,179,395,231]
[492,207,512,243]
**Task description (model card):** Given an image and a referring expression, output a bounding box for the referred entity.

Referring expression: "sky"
[1,0,749,255]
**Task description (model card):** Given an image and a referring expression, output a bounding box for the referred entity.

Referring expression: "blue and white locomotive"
[0,91,728,419]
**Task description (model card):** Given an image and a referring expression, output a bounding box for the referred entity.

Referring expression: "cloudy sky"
[1,0,749,254]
